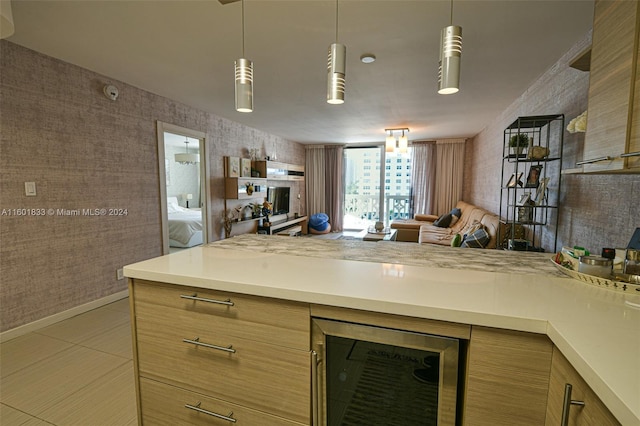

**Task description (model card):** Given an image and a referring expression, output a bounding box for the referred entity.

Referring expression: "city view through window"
[343,146,413,231]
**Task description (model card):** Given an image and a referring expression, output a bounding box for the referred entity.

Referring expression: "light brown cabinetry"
[581,0,640,173]
[224,177,267,200]
[130,279,311,425]
[253,160,305,181]
[464,326,553,425]
[545,347,620,426]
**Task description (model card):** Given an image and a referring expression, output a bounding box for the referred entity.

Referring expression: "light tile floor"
[0,298,137,425]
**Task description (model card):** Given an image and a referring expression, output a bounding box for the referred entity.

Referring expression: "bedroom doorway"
[157,122,209,255]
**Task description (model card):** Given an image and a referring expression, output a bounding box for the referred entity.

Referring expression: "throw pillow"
[451,208,462,218]
[461,227,491,248]
[433,213,452,228]
[461,220,482,239]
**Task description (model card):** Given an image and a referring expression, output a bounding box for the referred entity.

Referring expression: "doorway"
[157,122,209,254]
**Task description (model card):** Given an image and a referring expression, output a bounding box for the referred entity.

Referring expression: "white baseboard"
[0,290,129,343]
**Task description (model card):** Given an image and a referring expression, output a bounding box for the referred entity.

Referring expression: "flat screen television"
[267,186,290,215]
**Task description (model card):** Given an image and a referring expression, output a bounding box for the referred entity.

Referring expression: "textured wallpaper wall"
[463,31,640,252]
[0,41,304,332]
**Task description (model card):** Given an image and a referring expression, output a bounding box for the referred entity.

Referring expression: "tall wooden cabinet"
[579,0,640,173]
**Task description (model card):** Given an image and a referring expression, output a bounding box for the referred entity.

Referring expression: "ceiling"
[5,0,594,145]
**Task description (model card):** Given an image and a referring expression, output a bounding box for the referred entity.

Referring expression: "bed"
[167,197,203,248]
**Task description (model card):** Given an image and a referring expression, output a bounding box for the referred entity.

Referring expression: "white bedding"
[167,197,203,247]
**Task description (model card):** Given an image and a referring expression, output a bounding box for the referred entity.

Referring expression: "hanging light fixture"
[385,128,410,154]
[235,0,253,112]
[385,130,396,153]
[398,130,408,153]
[0,0,15,39]
[438,0,462,95]
[175,139,200,165]
[327,0,346,104]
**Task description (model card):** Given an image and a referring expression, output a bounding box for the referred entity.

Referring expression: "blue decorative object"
[309,213,330,232]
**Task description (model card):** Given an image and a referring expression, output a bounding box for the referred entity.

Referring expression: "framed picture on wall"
[241,158,251,177]
[225,156,240,177]
[525,165,543,188]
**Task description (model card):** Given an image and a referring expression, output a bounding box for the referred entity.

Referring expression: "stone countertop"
[125,235,640,425]
[211,234,565,276]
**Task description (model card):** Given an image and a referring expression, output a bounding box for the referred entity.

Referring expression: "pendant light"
[175,139,199,165]
[398,130,408,154]
[385,128,410,154]
[438,0,462,95]
[235,0,253,112]
[385,130,396,153]
[327,0,346,104]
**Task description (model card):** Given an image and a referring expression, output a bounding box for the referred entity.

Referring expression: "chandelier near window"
[385,128,409,154]
[175,139,199,165]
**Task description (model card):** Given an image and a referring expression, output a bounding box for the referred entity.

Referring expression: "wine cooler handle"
[312,350,319,426]
[561,383,585,426]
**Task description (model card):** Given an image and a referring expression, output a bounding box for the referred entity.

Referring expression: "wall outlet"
[116,268,124,280]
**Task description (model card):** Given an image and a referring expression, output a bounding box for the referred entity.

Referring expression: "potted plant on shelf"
[509,133,529,157]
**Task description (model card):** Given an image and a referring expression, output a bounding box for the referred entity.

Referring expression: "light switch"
[25,182,36,196]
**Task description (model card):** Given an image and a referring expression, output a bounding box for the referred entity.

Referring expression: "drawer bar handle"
[575,156,612,166]
[180,294,234,306]
[185,402,236,423]
[183,337,236,353]
[561,383,585,426]
[620,151,640,158]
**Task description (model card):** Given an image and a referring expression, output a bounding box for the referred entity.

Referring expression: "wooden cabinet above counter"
[252,160,305,181]
[577,0,640,173]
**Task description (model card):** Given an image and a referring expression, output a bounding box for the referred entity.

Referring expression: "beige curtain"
[305,146,326,216]
[324,145,344,231]
[433,139,466,215]
[410,141,437,215]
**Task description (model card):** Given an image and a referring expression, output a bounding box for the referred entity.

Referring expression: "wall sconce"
[385,128,410,154]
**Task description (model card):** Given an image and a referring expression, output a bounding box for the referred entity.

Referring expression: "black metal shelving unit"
[498,115,564,252]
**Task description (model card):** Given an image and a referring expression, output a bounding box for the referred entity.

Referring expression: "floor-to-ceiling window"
[343,146,412,230]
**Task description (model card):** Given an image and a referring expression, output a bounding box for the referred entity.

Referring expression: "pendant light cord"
[450,0,453,26]
[335,0,339,42]
[241,0,245,57]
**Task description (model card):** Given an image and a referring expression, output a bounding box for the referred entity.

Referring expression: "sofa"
[391,201,503,249]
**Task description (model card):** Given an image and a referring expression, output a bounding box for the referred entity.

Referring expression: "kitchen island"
[124,235,639,425]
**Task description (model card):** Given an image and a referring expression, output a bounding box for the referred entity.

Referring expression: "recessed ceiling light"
[360,54,376,64]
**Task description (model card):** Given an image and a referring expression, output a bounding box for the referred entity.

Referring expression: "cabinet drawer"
[133,280,309,350]
[136,316,311,424]
[140,378,306,425]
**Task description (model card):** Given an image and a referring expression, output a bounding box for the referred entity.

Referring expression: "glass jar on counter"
[578,255,613,278]
[624,249,640,275]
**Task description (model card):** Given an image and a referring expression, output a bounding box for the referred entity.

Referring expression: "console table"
[258,215,308,235]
